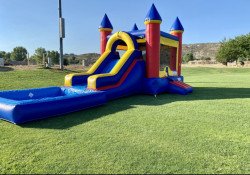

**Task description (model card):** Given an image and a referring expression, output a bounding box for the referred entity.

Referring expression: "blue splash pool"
[0,86,107,124]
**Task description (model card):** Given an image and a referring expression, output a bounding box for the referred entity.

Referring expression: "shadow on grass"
[63,69,83,73]
[22,87,250,129]
[36,67,81,74]
[0,66,14,72]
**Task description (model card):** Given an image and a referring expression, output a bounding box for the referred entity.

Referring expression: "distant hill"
[183,43,221,60]
[64,53,100,66]
[76,53,100,66]
[64,43,221,66]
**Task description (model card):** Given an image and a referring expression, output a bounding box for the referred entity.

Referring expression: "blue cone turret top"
[99,14,113,31]
[131,23,139,31]
[170,17,184,32]
[144,4,162,24]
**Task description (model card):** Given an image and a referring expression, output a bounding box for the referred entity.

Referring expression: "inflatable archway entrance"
[105,31,139,52]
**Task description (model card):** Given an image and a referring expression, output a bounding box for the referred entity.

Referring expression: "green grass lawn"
[0,67,249,174]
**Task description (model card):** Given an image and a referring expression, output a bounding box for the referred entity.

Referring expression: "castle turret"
[131,23,138,31]
[99,14,113,54]
[144,4,162,78]
[170,17,184,76]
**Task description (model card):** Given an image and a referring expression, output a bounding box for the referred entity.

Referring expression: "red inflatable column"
[145,23,161,78]
[170,31,183,76]
[170,17,184,76]
[99,29,112,54]
[144,4,162,78]
[99,14,113,54]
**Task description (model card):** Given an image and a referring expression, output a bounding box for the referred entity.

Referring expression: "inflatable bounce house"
[0,4,192,124]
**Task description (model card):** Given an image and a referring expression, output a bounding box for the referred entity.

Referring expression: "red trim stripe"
[96,60,138,91]
[174,81,190,89]
[171,82,185,89]
[170,81,192,89]
[175,81,191,88]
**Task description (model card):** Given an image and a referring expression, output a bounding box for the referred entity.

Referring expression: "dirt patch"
[183,63,250,68]
[0,65,90,72]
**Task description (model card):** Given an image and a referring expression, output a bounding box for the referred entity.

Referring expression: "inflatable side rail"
[87,31,140,90]
[65,51,111,86]
[88,51,141,90]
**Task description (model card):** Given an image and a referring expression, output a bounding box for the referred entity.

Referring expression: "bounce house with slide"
[0,4,192,124]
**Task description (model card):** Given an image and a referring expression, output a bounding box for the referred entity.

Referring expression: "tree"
[216,39,241,65]
[216,33,250,65]
[0,51,6,58]
[10,47,27,61]
[33,47,46,64]
[47,50,59,64]
[1,51,11,63]
[5,52,11,60]
[183,52,195,63]
[68,55,79,64]
[63,58,69,66]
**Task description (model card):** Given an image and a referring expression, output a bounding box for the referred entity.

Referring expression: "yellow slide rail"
[88,31,136,89]
[64,51,110,86]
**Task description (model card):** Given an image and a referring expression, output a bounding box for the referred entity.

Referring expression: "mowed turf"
[0,67,249,174]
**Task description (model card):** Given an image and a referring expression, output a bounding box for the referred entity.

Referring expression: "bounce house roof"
[131,23,139,31]
[170,17,184,31]
[144,4,162,22]
[107,29,179,42]
[99,14,113,29]
[105,4,181,44]
[128,29,179,41]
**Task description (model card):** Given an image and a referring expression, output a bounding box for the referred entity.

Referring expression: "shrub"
[183,52,195,63]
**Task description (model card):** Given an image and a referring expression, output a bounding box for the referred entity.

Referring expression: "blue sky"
[0,0,249,55]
